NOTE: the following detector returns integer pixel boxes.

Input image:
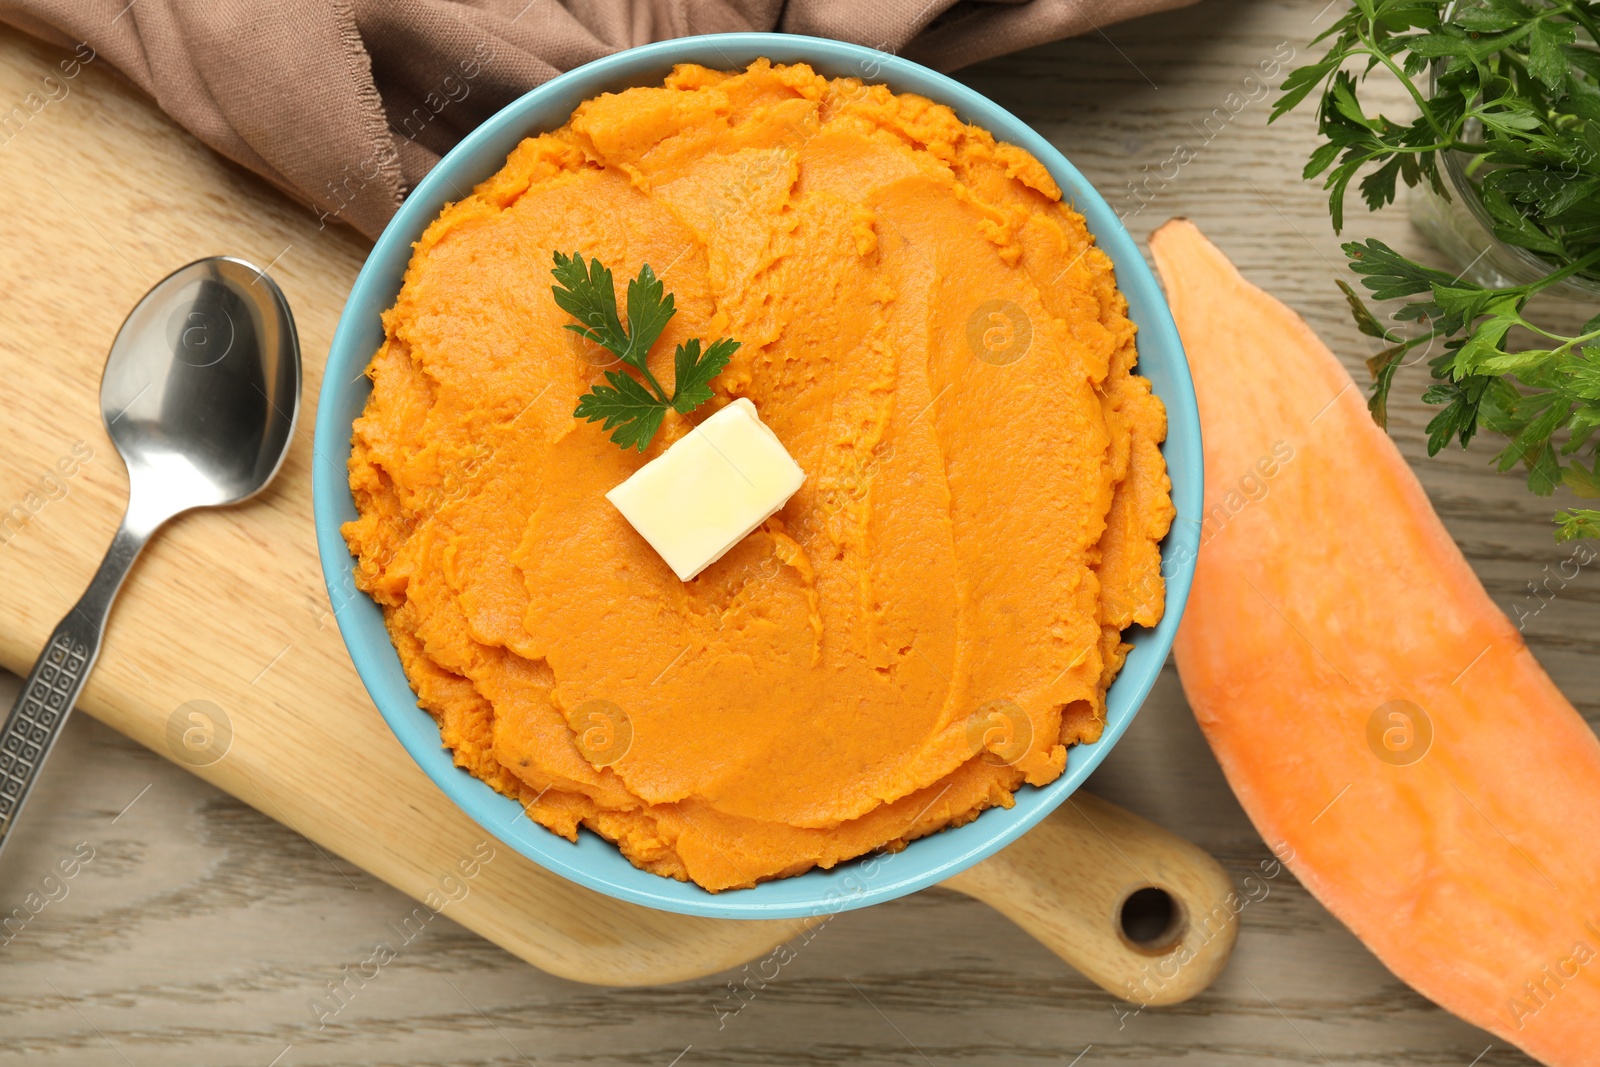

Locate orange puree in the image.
[343,60,1174,891]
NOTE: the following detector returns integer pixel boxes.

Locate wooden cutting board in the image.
[0,28,1236,997]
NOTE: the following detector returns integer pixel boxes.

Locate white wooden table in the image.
[0,0,1591,1062]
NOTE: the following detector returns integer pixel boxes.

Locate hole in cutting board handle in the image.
[1118,886,1185,955]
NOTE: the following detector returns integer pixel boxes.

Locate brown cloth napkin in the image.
[1,0,1193,239]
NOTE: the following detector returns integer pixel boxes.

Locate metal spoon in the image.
[0,256,299,856]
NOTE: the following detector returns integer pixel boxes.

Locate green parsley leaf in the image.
[552,252,677,375]
[574,370,669,452]
[1563,458,1600,498]
[670,337,740,414]
[556,253,739,452]
[1528,18,1576,89]
[1555,508,1600,541]
[1278,0,1600,539]
[1557,348,1600,400]
[623,263,676,368]
[1339,278,1398,341]
[552,252,628,358]
[1451,316,1517,377]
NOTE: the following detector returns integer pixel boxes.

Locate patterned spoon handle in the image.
[0,517,150,857]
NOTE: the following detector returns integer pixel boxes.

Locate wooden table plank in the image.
[1,0,1591,1061]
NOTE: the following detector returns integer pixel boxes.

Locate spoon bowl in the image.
[101,257,299,516]
[0,255,300,857]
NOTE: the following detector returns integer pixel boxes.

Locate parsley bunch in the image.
[554,252,738,451]
[1273,0,1600,540]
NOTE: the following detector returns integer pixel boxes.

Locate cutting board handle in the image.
[942,790,1238,1006]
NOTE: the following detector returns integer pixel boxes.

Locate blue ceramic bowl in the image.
[313,32,1202,920]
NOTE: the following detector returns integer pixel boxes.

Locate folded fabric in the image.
[0,0,1195,238]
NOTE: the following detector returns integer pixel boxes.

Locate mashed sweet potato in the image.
[343,60,1173,892]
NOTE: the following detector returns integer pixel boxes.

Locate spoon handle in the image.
[0,516,151,858]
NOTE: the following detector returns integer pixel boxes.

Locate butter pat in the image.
[607,398,806,581]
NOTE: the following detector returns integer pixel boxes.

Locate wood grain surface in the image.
[0,0,1247,1005]
[0,13,816,991]
[0,0,1592,1062]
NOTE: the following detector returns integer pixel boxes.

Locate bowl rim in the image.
[313,31,1203,920]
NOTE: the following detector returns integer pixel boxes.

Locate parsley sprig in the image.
[1274,0,1600,540]
[554,252,738,451]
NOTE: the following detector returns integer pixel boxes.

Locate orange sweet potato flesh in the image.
[1151,218,1600,1064]
[341,61,1174,892]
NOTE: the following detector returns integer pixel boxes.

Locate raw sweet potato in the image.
[1152,218,1600,1065]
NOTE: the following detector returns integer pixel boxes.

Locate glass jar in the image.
[1410,149,1600,300]
[1410,46,1600,301]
